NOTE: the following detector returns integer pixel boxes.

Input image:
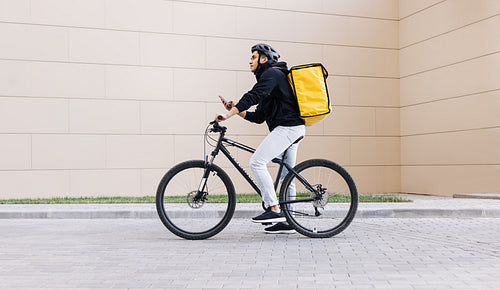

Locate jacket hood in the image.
[254,60,289,80]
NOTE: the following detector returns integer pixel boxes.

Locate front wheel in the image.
[156,160,236,240]
[279,159,358,238]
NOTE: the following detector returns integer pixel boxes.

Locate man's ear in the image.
[260,55,268,63]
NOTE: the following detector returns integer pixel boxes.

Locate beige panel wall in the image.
[0,0,399,198]
[3,1,497,198]
[400,1,500,195]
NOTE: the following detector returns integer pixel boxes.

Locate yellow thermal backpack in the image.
[287,63,331,126]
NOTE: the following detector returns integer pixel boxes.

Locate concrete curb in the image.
[2,195,500,219]
[0,210,156,219]
[1,208,500,219]
[355,208,500,218]
[453,193,500,200]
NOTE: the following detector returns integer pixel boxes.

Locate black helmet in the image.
[251,43,280,61]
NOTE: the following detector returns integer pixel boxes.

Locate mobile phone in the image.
[218,95,232,110]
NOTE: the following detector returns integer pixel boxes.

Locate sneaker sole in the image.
[251,217,286,224]
[265,230,296,234]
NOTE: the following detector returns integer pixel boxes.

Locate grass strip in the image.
[0,196,154,204]
[0,194,410,204]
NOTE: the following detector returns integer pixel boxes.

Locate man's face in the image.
[249,51,267,72]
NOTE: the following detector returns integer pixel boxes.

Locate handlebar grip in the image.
[217,115,223,120]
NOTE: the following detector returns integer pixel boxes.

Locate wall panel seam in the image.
[0,168,159,172]
[0,21,398,50]
[400,51,500,79]
[0,133,402,137]
[398,0,447,21]
[401,164,500,167]
[0,58,400,76]
[334,105,400,109]
[0,95,402,105]
[29,134,33,170]
[401,126,500,138]
[104,135,108,169]
[343,165,402,167]
[399,89,500,109]
[332,74,398,79]
[400,13,500,49]
[161,0,401,21]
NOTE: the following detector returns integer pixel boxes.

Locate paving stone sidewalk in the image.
[0,217,499,289]
[1,194,499,289]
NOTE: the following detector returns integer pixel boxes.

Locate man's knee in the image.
[249,154,266,172]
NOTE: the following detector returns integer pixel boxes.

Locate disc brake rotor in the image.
[310,185,329,208]
[187,191,206,209]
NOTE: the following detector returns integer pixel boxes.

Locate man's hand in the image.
[219,95,234,111]
[224,100,234,110]
[215,107,240,122]
[214,114,226,122]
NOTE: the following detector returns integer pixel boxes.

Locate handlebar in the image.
[209,115,223,125]
[209,119,226,133]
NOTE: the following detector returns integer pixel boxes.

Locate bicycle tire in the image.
[279,159,358,238]
[156,160,236,240]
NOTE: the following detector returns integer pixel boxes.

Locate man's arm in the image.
[221,98,246,119]
[234,71,278,113]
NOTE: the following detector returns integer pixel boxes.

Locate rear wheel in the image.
[279,159,358,238]
[156,160,236,240]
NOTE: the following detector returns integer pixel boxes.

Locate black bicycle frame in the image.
[200,123,317,206]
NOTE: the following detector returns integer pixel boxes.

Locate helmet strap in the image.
[256,52,269,70]
[256,53,262,72]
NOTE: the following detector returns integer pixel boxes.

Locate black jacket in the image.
[235,60,304,132]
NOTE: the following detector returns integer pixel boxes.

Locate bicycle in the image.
[156,121,358,240]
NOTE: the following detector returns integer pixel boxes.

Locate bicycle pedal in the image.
[261,222,272,226]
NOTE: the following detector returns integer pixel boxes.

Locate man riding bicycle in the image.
[215,44,305,234]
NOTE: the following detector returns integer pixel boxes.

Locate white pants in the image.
[249,125,306,208]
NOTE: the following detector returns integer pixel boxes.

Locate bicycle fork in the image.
[194,156,216,202]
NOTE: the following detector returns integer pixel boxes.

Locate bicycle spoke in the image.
[156,160,235,240]
[279,159,358,238]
